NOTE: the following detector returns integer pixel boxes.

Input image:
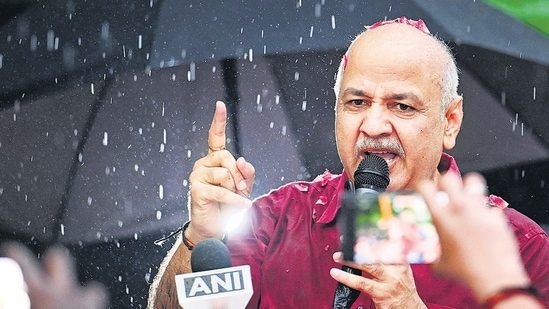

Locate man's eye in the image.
[396,103,412,111]
[350,99,364,106]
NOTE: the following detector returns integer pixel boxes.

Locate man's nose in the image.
[359,105,392,138]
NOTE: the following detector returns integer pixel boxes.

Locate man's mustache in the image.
[355,137,405,158]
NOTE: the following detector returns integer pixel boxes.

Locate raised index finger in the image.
[208,101,228,154]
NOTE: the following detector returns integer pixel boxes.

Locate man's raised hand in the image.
[186,101,255,243]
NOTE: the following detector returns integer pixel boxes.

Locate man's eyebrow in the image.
[341,87,369,97]
[388,92,422,103]
[341,88,422,103]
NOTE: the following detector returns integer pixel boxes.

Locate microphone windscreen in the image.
[190,238,232,272]
[354,154,390,190]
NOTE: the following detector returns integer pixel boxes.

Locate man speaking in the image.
[148,17,549,308]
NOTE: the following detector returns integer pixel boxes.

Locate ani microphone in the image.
[332,154,390,309]
[175,238,253,309]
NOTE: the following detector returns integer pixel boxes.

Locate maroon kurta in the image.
[227,154,549,308]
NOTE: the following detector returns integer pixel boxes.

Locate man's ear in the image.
[443,96,463,150]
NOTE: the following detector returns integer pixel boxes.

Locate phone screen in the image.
[340,191,440,264]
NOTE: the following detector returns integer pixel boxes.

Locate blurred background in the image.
[0,0,548,307]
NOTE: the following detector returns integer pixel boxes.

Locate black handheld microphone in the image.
[332,154,390,309]
[191,238,233,272]
[175,238,253,309]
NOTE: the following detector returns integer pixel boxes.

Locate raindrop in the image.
[163,129,167,144]
[105,166,110,175]
[310,26,314,38]
[501,91,506,106]
[467,25,471,33]
[156,210,162,220]
[249,48,253,62]
[515,113,518,126]
[87,197,93,206]
[0,54,3,69]
[294,72,300,81]
[188,62,196,81]
[14,100,20,113]
[533,87,536,100]
[275,95,280,104]
[159,143,165,152]
[118,220,123,227]
[134,164,139,172]
[0,188,3,196]
[282,125,287,136]
[101,22,109,40]
[171,73,176,81]
[91,83,95,95]
[301,100,307,111]
[78,152,83,162]
[47,30,54,51]
[269,122,274,129]
[118,276,123,282]
[331,15,336,29]
[102,132,108,146]
[138,35,143,49]
[145,273,151,282]
[60,224,65,235]
[158,185,164,200]
[187,150,191,158]
[315,4,321,17]
[183,180,188,187]
[30,34,37,51]
[134,233,138,240]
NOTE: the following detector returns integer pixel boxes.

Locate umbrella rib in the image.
[52,75,114,244]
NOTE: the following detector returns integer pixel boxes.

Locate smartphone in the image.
[339,191,440,264]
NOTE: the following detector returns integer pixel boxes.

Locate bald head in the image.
[334,21,459,114]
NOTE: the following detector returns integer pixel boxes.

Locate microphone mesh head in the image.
[354,154,390,190]
[190,238,232,272]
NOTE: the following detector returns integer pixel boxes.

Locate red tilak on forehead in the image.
[367,16,430,33]
[341,16,430,70]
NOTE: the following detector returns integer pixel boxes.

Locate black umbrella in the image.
[2,1,549,307]
[1,0,549,245]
